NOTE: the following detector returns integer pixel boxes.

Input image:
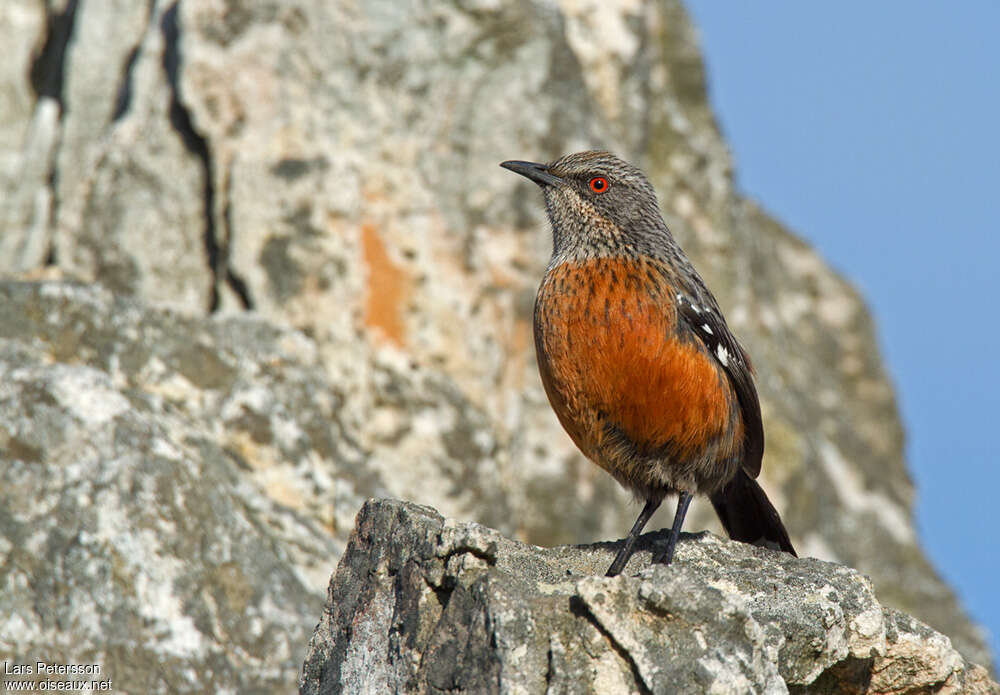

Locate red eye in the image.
[589,177,608,194]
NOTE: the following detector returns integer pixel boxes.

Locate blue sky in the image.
[684,2,1000,659]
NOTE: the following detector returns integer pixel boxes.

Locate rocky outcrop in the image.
[0,0,992,690]
[300,498,998,695]
[0,282,339,692]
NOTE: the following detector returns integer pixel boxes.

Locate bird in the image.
[500,151,796,577]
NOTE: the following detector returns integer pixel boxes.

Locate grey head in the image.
[500,151,674,260]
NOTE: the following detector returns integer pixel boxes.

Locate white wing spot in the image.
[701,324,713,335]
[716,344,730,367]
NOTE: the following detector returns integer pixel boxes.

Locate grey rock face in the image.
[0,0,993,688]
[0,282,340,692]
[301,498,998,695]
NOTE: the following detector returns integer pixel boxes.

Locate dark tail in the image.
[710,469,797,556]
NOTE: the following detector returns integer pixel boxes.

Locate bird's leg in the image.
[651,492,693,566]
[605,498,662,577]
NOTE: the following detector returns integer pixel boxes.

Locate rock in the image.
[300,498,998,695]
[0,0,993,684]
[0,0,62,271]
[0,282,340,692]
[54,0,213,310]
[0,279,524,692]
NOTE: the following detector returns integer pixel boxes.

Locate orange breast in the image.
[535,257,733,465]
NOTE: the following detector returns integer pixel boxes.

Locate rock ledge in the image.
[300,498,997,695]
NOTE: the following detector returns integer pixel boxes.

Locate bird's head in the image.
[501,151,667,259]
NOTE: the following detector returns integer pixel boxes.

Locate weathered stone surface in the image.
[0,0,61,271]
[300,498,998,695]
[0,0,993,686]
[55,0,213,310]
[0,282,340,692]
[0,279,511,548]
[0,279,525,691]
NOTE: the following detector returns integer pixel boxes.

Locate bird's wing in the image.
[674,282,764,478]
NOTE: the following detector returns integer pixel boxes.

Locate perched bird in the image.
[501,151,796,576]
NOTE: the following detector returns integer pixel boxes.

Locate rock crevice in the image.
[160,1,252,312]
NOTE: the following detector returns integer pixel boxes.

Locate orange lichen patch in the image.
[535,257,732,463]
[361,222,409,346]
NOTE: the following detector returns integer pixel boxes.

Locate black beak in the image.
[500,160,564,187]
